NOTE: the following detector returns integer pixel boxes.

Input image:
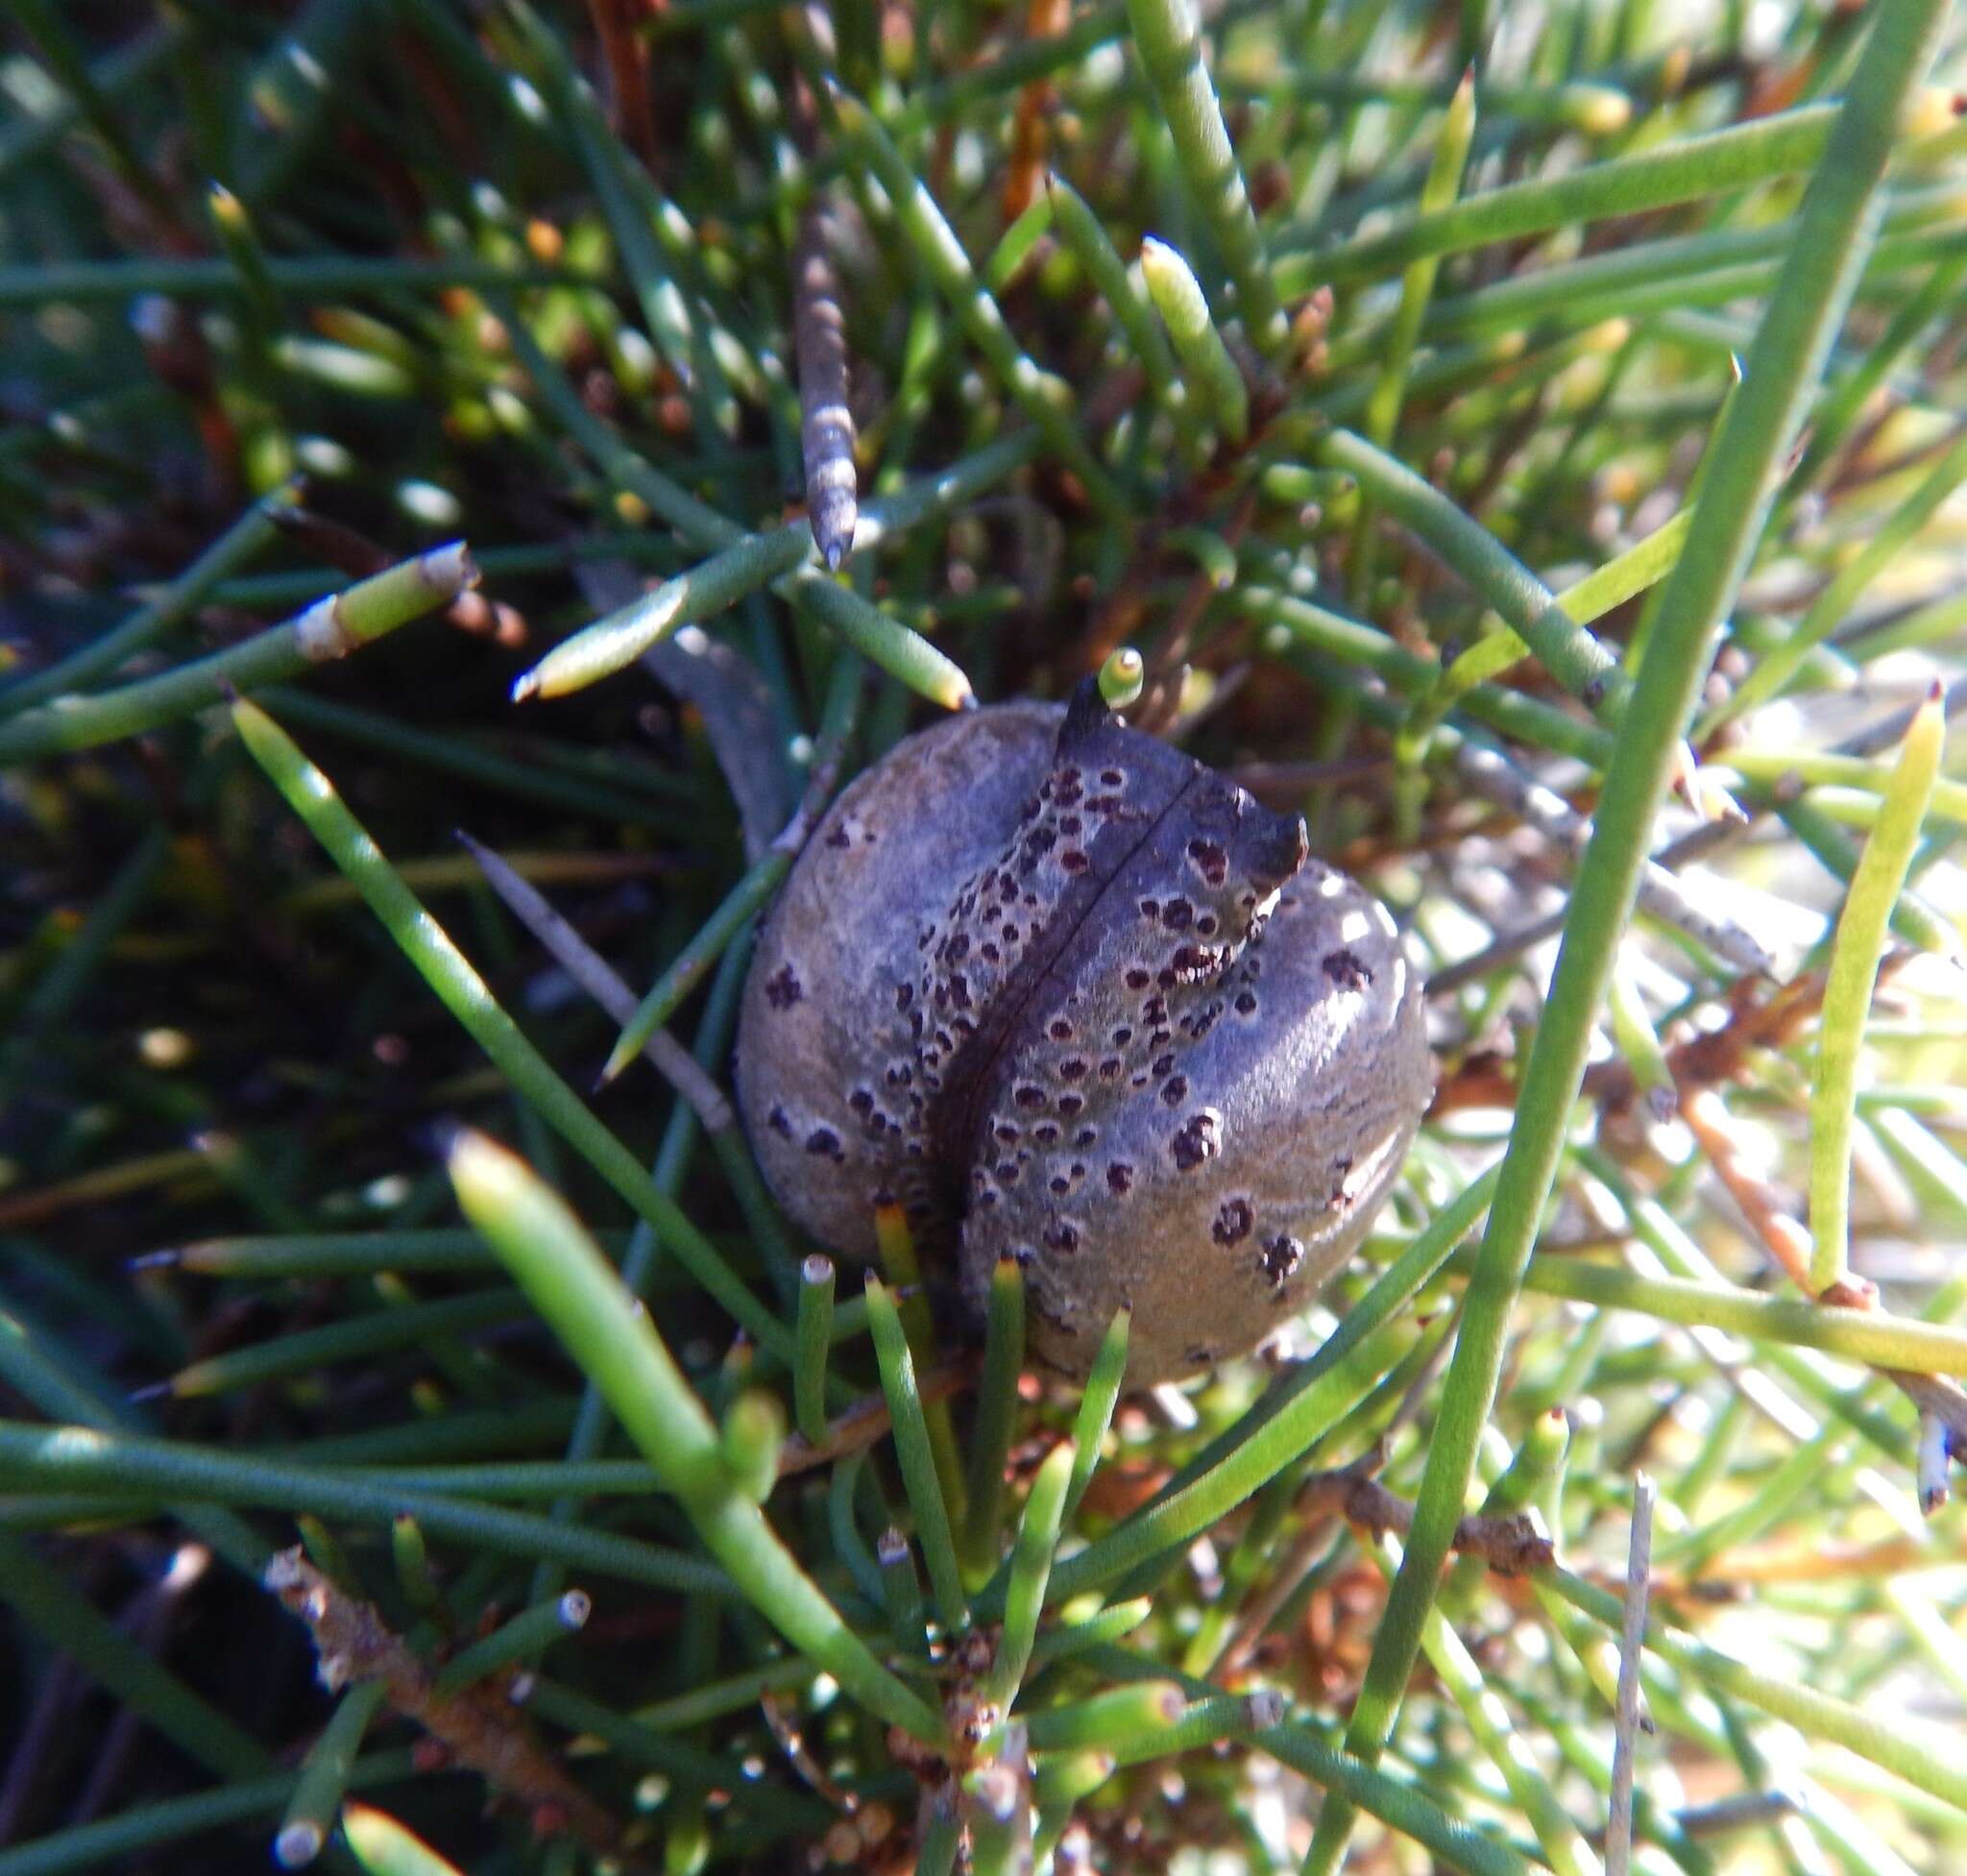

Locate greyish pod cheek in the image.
[735,703,1061,1261]
[961,865,1430,1382]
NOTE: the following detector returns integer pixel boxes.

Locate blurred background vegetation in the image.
[3,0,1967,1872]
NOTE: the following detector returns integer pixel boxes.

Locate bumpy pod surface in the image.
[736,690,1431,1382]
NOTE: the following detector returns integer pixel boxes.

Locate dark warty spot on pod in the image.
[1323,947,1372,989]
[1170,1110,1218,1170]
[1212,1198,1254,1245]
[1260,1235,1303,1288]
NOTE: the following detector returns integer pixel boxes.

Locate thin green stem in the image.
[1122,0,1285,353]
[0,1531,271,1782]
[962,1254,1028,1583]
[0,1420,728,1592]
[1315,427,1630,719]
[828,86,1125,513]
[0,256,574,306]
[431,1590,591,1693]
[1044,174,1184,419]
[864,1275,969,1638]
[445,1129,943,1741]
[1352,68,1477,603]
[1809,687,1945,1290]
[276,1681,385,1868]
[0,544,475,766]
[0,481,301,716]
[1275,105,1839,287]
[794,1255,837,1448]
[1304,7,1954,1865]
[228,697,789,1355]
[160,1290,522,1399]
[1141,236,1250,445]
[0,1752,417,1876]
[985,1439,1075,1709]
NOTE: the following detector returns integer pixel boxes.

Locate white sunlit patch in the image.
[162,1544,212,1592]
[1084,42,1127,90]
[46,1425,111,1459]
[280,40,328,92]
[1339,909,1372,944]
[137,1027,193,1069]
[294,435,354,477]
[673,624,711,657]
[507,74,548,124]
[397,479,461,527]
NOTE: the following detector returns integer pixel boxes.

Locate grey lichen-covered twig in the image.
[1453,741,1774,977]
[455,831,735,1135]
[793,194,860,571]
[1606,1475,1656,1876]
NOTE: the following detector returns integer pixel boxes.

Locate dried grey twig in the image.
[456,831,735,1134]
[1607,1474,1656,1876]
[1452,741,1774,976]
[793,195,859,571]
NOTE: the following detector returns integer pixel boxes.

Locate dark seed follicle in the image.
[735,688,1431,1383]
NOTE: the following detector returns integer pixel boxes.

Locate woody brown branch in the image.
[1294,1465,1553,1575]
[263,1548,626,1859]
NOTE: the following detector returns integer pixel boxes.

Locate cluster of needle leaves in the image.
[4,0,1967,1873]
